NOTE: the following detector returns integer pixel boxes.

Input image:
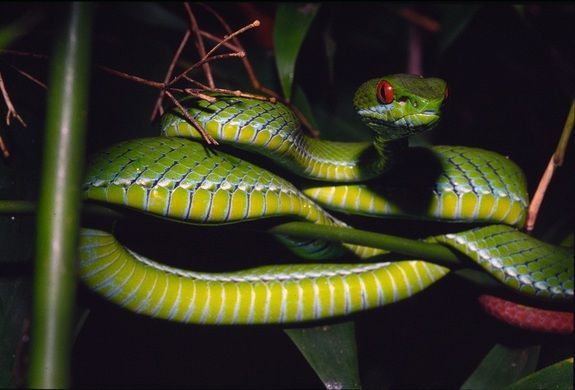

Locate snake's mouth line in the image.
[391,113,440,129]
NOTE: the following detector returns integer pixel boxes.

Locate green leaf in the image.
[284,321,361,389]
[507,357,573,389]
[461,344,540,389]
[292,84,319,131]
[274,3,320,100]
[438,5,481,54]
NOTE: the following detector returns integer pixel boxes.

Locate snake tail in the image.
[478,295,573,334]
[79,228,449,325]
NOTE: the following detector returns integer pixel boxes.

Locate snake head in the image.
[353,74,448,140]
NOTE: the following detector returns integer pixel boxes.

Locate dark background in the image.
[1,3,573,388]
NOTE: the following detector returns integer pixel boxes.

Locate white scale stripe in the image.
[312,280,320,320]
[199,282,212,324]
[408,261,425,290]
[106,260,138,299]
[279,282,288,322]
[81,243,120,265]
[120,268,148,306]
[358,276,368,309]
[296,283,304,321]
[83,248,123,278]
[92,251,129,290]
[397,265,412,297]
[150,274,170,317]
[372,271,385,306]
[263,283,272,323]
[339,186,349,209]
[385,267,398,302]
[182,279,197,322]
[342,276,351,314]
[246,283,256,324]
[135,272,159,314]
[327,278,335,317]
[231,283,242,324]
[167,277,183,320]
[215,283,227,325]
[326,186,336,205]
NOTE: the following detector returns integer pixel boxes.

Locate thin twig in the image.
[200,3,262,90]
[397,7,440,33]
[151,29,191,121]
[0,49,49,60]
[97,65,165,88]
[185,3,215,88]
[0,136,10,158]
[2,60,47,89]
[526,99,574,232]
[168,20,259,87]
[164,89,218,145]
[0,71,27,127]
[198,4,320,137]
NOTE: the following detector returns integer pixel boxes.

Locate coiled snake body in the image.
[80,74,573,332]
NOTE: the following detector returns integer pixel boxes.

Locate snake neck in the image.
[371,135,408,174]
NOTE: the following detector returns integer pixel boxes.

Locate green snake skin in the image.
[79,74,572,326]
[79,229,448,325]
[430,225,573,300]
[83,137,384,260]
[303,145,528,227]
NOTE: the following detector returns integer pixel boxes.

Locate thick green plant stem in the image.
[269,221,462,266]
[27,3,92,388]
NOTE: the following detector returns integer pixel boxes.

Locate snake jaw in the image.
[354,74,446,141]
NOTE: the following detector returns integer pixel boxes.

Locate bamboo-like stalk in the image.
[27,3,92,388]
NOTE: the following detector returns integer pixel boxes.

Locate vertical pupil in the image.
[377,80,394,104]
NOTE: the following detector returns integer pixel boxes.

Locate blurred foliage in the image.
[0,2,573,388]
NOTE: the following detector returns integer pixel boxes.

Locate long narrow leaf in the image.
[460,344,540,389]
[285,321,361,389]
[507,357,573,389]
[27,3,92,388]
[274,3,319,100]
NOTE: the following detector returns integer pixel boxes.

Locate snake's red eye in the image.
[444,86,449,99]
[376,80,394,104]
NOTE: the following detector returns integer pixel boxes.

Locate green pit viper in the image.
[79,74,573,333]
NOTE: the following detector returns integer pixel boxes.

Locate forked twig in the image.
[199,3,320,137]
[151,29,191,121]
[185,2,215,88]
[526,99,574,232]
[164,89,218,145]
[1,70,29,158]
[0,72,27,127]
[167,20,259,87]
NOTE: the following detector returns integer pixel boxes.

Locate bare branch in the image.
[185,3,215,88]
[526,99,574,232]
[151,29,191,121]
[164,89,218,145]
[168,20,259,87]
[200,3,262,90]
[0,72,27,127]
[0,136,10,158]
[2,61,47,89]
[397,7,440,33]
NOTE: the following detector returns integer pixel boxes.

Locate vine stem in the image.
[268,222,462,267]
[27,3,92,387]
[0,200,461,267]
